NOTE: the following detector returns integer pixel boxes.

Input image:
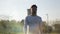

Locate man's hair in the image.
[31,4,37,8]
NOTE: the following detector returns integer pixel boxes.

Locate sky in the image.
[0,0,60,21]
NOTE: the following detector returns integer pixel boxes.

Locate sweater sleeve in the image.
[24,17,29,34]
[39,17,43,34]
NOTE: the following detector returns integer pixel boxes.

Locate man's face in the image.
[31,7,37,14]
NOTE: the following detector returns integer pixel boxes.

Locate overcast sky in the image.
[0,0,60,21]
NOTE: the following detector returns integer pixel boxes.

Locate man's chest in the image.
[28,17,40,24]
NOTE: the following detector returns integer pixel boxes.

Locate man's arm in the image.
[24,17,28,34]
[39,18,43,34]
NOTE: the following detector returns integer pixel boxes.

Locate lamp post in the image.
[46,14,49,34]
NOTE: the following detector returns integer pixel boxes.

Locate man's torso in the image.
[26,15,42,32]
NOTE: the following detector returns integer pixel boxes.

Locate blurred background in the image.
[0,0,60,34]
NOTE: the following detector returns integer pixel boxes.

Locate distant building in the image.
[27,9,31,15]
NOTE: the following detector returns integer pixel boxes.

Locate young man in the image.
[24,5,42,34]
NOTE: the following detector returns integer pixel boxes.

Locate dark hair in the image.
[31,4,37,8]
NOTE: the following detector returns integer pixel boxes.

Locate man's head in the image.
[30,4,37,16]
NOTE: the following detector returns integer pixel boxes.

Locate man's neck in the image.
[31,14,37,16]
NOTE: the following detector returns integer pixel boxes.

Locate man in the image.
[24,5,43,34]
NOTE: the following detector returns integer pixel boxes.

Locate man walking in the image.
[24,4,43,34]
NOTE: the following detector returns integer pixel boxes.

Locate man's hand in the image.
[39,23,43,34]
